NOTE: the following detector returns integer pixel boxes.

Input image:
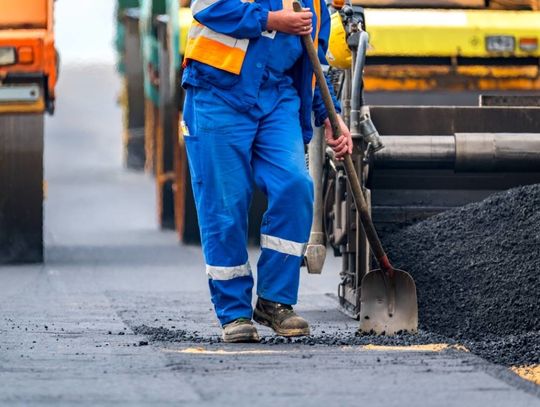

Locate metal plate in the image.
[370,106,540,135]
[0,47,15,65]
[486,35,515,53]
[0,85,40,103]
[479,95,540,107]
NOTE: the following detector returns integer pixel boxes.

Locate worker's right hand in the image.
[266,9,313,35]
[323,115,353,160]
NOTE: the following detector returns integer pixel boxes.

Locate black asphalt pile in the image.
[382,184,540,365]
[463,332,540,367]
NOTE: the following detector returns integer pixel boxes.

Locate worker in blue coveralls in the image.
[181,0,352,342]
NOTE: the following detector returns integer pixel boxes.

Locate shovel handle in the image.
[293,1,393,274]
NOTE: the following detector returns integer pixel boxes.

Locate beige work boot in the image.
[222,318,260,343]
[253,298,310,337]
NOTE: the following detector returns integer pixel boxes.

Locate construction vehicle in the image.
[0,0,57,264]
[119,0,188,232]
[349,0,540,91]
[154,2,201,241]
[304,1,540,321]
[115,0,141,78]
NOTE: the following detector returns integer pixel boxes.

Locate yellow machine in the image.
[178,7,192,55]
[329,0,540,90]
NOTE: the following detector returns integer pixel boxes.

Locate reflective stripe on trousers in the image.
[183,85,314,326]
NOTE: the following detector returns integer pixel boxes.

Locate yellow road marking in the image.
[164,347,290,355]
[510,365,540,385]
[361,344,468,352]
[163,343,471,355]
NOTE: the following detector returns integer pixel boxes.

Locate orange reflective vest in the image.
[184,0,322,78]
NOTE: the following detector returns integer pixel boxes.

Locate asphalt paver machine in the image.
[305,0,540,327]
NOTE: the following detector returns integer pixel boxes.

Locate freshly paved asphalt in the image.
[0,65,538,406]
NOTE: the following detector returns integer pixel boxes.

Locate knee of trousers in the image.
[262,170,314,244]
[270,170,314,217]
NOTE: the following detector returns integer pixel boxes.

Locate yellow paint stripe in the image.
[362,343,468,352]
[510,365,540,385]
[164,347,290,355]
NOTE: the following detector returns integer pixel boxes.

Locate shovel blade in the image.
[358,268,418,335]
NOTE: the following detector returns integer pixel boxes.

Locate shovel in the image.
[293,1,418,335]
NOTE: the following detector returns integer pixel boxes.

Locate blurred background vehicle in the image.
[116,0,265,245]
[0,0,57,263]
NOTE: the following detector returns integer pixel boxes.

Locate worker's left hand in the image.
[323,115,353,160]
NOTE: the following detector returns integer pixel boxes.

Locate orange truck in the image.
[0,0,57,264]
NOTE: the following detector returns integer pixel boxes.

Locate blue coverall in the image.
[182,0,339,325]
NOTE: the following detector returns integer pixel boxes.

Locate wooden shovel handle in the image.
[293,1,393,274]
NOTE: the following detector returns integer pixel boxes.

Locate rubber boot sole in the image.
[253,309,310,337]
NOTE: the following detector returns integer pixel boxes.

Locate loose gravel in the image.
[133,324,452,347]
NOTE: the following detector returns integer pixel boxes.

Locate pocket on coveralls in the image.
[181,121,202,184]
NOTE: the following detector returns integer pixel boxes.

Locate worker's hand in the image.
[266,9,313,35]
[323,115,353,160]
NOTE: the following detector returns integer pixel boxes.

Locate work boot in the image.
[222,318,260,343]
[254,298,310,337]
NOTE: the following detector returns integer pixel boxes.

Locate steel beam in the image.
[375,133,540,171]
[370,106,540,135]
[367,105,540,228]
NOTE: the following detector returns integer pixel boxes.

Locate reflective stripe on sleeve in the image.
[184,22,249,74]
[206,262,252,280]
[261,234,307,257]
[188,23,248,50]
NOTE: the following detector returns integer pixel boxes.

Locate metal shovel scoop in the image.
[294,1,418,334]
[359,267,418,335]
